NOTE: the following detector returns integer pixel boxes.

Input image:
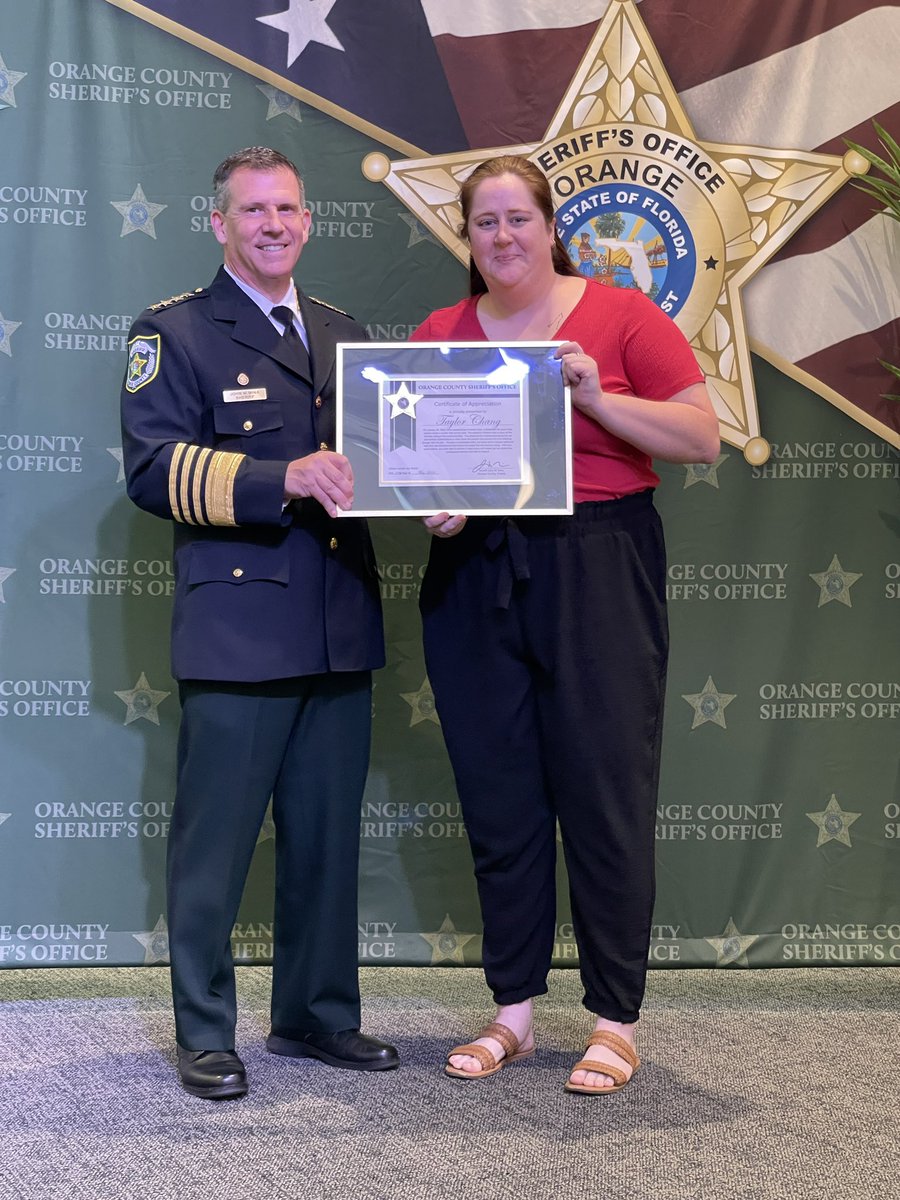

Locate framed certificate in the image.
[335,342,573,517]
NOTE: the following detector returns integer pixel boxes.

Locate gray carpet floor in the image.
[0,965,898,1200]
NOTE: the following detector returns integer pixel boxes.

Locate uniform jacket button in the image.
[243,420,253,431]
[314,396,323,409]
[232,567,244,578]
[329,537,338,551]
[319,441,329,451]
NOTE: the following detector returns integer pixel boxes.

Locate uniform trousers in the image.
[420,492,667,1023]
[168,671,372,1050]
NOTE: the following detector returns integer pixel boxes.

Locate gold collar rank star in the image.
[363,0,859,463]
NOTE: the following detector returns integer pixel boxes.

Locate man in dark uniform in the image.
[120,146,397,1099]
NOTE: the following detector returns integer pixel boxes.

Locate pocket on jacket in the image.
[186,539,290,587]
[213,400,284,438]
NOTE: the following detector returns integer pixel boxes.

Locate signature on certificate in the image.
[471,458,509,476]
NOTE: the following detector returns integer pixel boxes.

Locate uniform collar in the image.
[223,265,302,326]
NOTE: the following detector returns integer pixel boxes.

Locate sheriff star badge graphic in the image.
[420,915,477,964]
[133,914,170,964]
[809,555,862,608]
[363,0,861,463]
[806,794,861,848]
[705,917,759,967]
[115,672,171,725]
[0,51,26,109]
[111,183,167,238]
[682,676,736,730]
[0,566,16,602]
[400,677,440,727]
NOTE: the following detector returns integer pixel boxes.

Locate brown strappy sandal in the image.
[564,1029,640,1095]
[445,1020,535,1079]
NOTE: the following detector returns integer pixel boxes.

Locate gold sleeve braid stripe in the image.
[167,443,245,526]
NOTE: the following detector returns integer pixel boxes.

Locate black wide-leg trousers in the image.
[420,493,667,1023]
[167,671,372,1050]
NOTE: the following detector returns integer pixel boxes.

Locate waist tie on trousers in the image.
[484,518,530,609]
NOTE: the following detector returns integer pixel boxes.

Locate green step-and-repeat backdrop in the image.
[0,0,897,973]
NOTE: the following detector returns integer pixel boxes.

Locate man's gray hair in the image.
[212,147,305,212]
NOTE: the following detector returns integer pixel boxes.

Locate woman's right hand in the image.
[422,512,467,538]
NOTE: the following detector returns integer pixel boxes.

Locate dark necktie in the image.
[270,304,311,378]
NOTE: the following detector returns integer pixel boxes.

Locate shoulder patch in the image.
[308,295,351,318]
[125,333,161,393]
[148,287,206,312]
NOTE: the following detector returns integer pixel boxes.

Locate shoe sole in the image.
[179,1079,248,1100]
[266,1035,399,1071]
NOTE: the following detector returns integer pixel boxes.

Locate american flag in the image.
[107,0,900,443]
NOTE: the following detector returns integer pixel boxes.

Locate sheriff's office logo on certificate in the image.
[363,0,863,462]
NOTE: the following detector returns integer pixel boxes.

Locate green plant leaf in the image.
[873,120,900,166]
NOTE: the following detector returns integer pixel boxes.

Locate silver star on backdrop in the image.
[133,915,170,964]
[0,312,22,357]
[256,804,276,845]
[107,447,125,483]
[398,212,439,249]
[806,794,862,848]
[705,917,759,967]
[0,813,10,831]
[400,678,440,727]
[0,566,15,602]
[115,672,171,726]
[257,0,344,67]
[0,52,26,109]
[110,184,167,238]
[257,84,304,123]
[809,555,862,608]
[682,676,736,729]
[420,915,477,965]
[683,453,729,489]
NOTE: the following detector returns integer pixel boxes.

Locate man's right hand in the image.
[284,451,354,518]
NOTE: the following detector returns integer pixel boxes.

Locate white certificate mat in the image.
[336,342,573,517]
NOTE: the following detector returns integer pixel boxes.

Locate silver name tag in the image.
[222,387,268,403]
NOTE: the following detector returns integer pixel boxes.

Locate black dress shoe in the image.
[266,1028,399,1071]
[176,1046,248,1099]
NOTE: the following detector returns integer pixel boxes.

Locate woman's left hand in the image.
[422,512,467,538]
[555,341,603,414]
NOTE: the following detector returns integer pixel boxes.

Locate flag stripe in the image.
[771,101,900,264]
[638,0,888,92]
[676,8,900,154]
[744,213,899,362]
[432,27,599,150]
[795,323,900,434]
[421,0,615,38]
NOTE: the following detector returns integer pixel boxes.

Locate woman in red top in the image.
[413,155,719,1094]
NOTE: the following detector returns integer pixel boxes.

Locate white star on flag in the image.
[257,0,345,67]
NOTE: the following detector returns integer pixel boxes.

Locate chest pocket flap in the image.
[187,539,289,587]
[213,400,284,437]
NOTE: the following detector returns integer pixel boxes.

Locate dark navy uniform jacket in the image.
[120,266,384,682]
